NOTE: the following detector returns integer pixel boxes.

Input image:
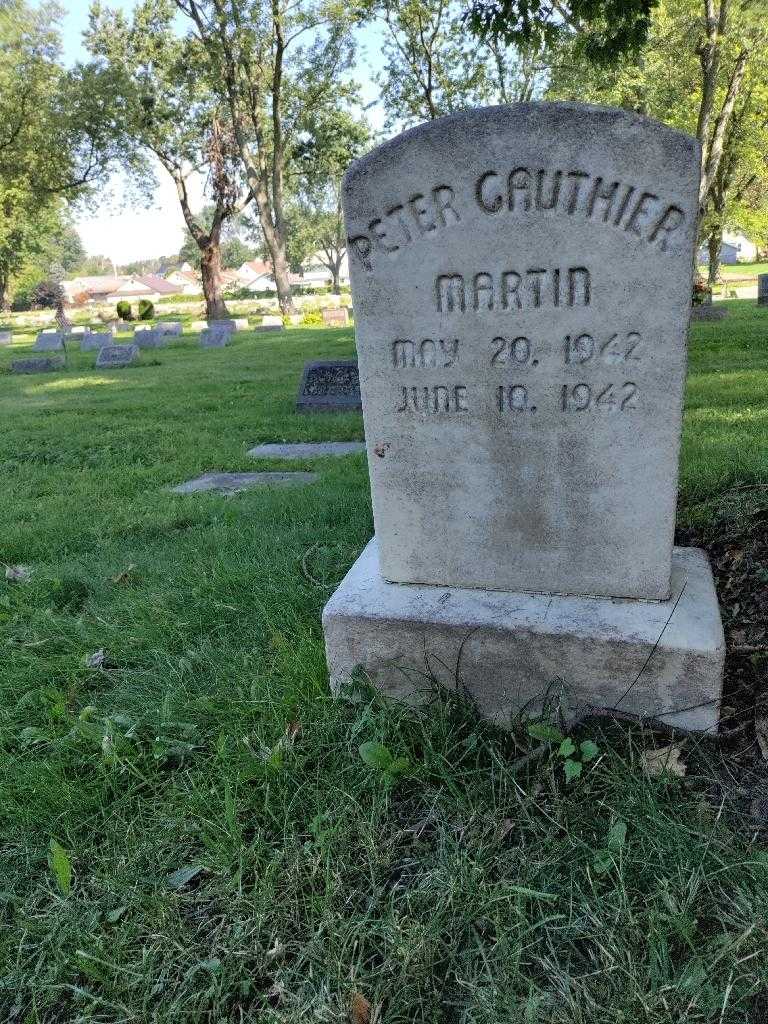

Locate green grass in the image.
[1,313,767,1021]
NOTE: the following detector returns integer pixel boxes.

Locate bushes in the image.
[116,300,133,321]
[138,299,154,320]
[300,310,324,327]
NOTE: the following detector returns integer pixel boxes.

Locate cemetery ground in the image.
[0,307,767,1021]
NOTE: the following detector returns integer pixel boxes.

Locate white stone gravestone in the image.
[323,103,724,732]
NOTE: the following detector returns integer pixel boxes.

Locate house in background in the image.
[62,276,123,305]
[235,259,276,292]
[106,275,178,303]
[698,230,759,265]
[164,265,202,295]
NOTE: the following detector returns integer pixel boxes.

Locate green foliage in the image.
[358,740,411,784]
[466,0,657,65]
[116,300,133,321]
[30,280,64,310]
[138,299,154,320]
[526,719,601,783]
[48,840,72,896]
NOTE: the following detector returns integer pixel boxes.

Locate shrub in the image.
[116,300,133,321]
[300,310,324,327]
[692,280,711,306]
[138,299,154,320]
[31,280,64,310]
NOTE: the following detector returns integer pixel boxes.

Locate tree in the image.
[178,206,256,269]
[465,0,658,66]
[0,1,121,308]
[172,0,359,314]
[547,0,768,259]
[87,0,253,320]
[373,0,546,129]
[291,108,370,292]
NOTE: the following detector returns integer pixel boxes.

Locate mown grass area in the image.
[1,312,768,1021]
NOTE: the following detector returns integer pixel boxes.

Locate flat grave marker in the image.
[256,315,283,332]
[11,356,65,374]
[95,344,139,369]
[296,360,361,412]
[323,102,724,732]
[322,307,350,327]
[172,471,318,494]
[248,441,366,459]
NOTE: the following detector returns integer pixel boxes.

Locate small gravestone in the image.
[81,332,113,352]
[256,315,284,332]
[296,360,361,412]
[691,305,728,321]
[248,441,366,459]
[758,274,768,306]
[0,329,11,345]
[135,328,167,349]
[69,326,86,336]
[322,307,349,327]
[116,321,135,333]
[95,344,139,369]
[159,321,183,336]
[11,356,65,374]
[233,318,249,331]
[172,471,317,494]
[323,102,724,732]
[200,326,232,348]
[191,319,208,332]
[33,332,64,352]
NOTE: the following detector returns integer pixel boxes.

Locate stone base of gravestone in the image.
[296,360,361,412]
[324,541,724,733]
[11,356,65,374]
[691,306,728,321]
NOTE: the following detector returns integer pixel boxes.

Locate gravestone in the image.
[256,315,283,332]
[248,441,366,459]
[95,344,139,369]
[172,471,317,494]
[135,328,167,349]
[296,360,361,412]
[200,326,232,348]
[233,318,249,331]
[11,356,65,374]
[81,331,113,352]
[116,321,135,333]
[190,319,208,332]
[323,102,724,732]
[322,307,350,327]
[70,325,86,335]
[159,321,183,336]
[758,274,768,306]
[691,305,728,321]
[33,332,64,352]
[0,329,11,345]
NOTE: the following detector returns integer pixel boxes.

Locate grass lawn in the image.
[1,309,768,1021]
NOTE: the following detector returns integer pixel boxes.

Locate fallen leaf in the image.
[755,712,768,761]
[284,721,301,743]
[641,743,687,778]
[165,864,206,890]
[85,649,106,669]
[5,565,31,583]
[350,991,371,1024]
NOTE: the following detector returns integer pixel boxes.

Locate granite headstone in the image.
[95,344,139,368]
[296,360,361,412]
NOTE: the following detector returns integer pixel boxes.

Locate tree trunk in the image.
[707,225,723,286]
[331,261,341,294]
[200,243,229,321]
[0,273,8,313]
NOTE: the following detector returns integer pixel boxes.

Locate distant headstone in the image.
[200,327,232,348]
[70,326,86,335]
[0,329,11,345]
[691,305,728,321]
[116,321,135,333]
[296,360,361,412]
[256,315,283,332]
[323,102,725,733]
[95,344,139,368]
[209,318,237,333]
[233,318,249,331]
[81,332,113,352]
[190,320,208,332]
[33,332,64,352]
[159,321,183,336]
[248,441,366,459]
[135,328,167,348]
[11,356,65,374]
[322,307,349,327]
[758,274,768,305]
[171,471,318,494]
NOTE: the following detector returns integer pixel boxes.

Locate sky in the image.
[55,0,384,266]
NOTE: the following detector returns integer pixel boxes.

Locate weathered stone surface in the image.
[322,307,350,327]
[159,321,183,335]
[116,320,134,332]
[342,103,700,600]
[758,274,768,305]
[0,329,11,345]
[81,332,113,352]
[200,327,232,347]
[33,332,64,352]
[256,315,284,332]
[248,441,366,459]
[296,360,361,412]
[11,356,65,374]
[70,326,86,335]
[172,471,318,494]
[95,344,139,368]
[135,328,167,348]
[233,318,249,331]
[691,305,728,321]
[190,319,208,332]
[324,540,725,732]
